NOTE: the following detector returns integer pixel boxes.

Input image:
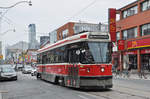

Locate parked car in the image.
[22,66,33,74]
[0,64,17,81]
[31,68,37,76]
[16,64,23,71]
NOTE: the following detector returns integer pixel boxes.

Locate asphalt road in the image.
[0,72,150,99]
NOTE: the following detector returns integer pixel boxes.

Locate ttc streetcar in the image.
[37,32,113,89]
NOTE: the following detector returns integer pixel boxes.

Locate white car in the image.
[0,64,17,81]
[22,66,33,74]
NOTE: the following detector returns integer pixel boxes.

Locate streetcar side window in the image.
[38,46,68,64]
[68,49,80,63]
[42,52,47,64]
[37,53,43,64]
[50,51,55,63]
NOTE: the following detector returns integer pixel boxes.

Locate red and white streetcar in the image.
[36,32,113,89]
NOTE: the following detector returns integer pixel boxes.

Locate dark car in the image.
[0,64,17,81]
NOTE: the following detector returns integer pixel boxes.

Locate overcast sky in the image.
[0,0,135,53]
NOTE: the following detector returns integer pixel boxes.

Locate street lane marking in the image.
[78,95,89,99]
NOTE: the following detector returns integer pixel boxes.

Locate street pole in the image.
[0,0,32,34]
[0,1,32,9]
[0,1,32,64]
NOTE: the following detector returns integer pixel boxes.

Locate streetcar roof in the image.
[38,32,110,53]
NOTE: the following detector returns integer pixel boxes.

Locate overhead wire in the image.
[68,0,99,21]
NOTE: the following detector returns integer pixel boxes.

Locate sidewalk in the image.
[114,71,150,80]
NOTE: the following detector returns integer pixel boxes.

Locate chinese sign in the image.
[109,8,116,42]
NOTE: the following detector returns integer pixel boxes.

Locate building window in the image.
[128,27,137,39]
[59,32,61,40]
[141,0,150,11]
[123,30,127,40]
[116,32,120,41]
[141,23,150,36]
[123,27,137,40]
[73,23,104,34]
[50,30,57,44]
[123,6,138,18]
[62,29,68,39]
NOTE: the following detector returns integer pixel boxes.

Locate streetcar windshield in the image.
[80,42,111,64]
[88,42,111,63]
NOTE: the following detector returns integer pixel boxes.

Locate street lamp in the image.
[0,1,32,9]
[0,0,32,33]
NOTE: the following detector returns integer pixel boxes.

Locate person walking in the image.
[124,60,132,78]
[139,63,147,79]
[113,60,120,78]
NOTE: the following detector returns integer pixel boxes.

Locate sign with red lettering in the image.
[141,49,150,54]
[109,8,116,42]
[118,40,125,50]
[127,38,150,49]
[124,50,137,55]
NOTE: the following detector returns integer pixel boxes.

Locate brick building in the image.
[115,0,150,72]
[49,22,108,44]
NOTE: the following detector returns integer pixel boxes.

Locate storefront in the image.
[123,50,137,69]
[140,49,150,71]
[126,38,150,72]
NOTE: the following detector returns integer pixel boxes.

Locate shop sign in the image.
[118,40,125,50]
[127,38,150,49]
[141,49,150,54]
[108,8,116,42]
[124,50,137,55]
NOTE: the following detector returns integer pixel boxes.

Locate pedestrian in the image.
[139,63,147,79]
[124,60,132,78]
[113,60,120,77]
[128,61,132,72]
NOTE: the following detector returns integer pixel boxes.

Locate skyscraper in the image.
[28,24,37,49]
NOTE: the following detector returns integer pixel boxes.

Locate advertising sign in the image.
[141,49,150,54]
[118,40,125,51]
[127,38,150,49]
[124,50,137,55]
[109,8,116,42]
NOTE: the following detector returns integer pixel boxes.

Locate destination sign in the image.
[89,35,109,39]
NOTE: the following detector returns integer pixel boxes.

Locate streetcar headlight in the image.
[101,68,105,72]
